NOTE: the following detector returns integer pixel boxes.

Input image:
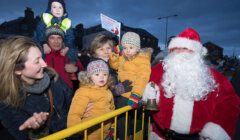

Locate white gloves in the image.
[142,82,160,104]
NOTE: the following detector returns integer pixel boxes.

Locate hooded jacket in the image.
[109,48,152,98]
[67,85,115,140]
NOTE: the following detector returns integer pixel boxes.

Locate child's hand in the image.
[82,102,94,119]
[122,80,133,93]
[127,92,141,109]
[65,64,78,73]
[60,47,69,56]
[113,80,133,96]
[43,44,51,54]
[113,45,123,55]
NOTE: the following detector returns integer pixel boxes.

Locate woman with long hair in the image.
[0,36,72,139]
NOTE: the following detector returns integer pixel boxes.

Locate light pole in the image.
[158,14,178,49]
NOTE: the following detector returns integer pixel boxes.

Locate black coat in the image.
[0,71,73,140]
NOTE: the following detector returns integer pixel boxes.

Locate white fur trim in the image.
[142,82,160,104]
[150,132,164,140]
[199,122,230,140]
[168,37,204,54]
[170,95,194,133]
[201,46,208,56]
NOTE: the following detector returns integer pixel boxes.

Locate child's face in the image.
[95,44,112,62]
[51,2,64,18]
[123,45,139,58]
[91,72,109,87]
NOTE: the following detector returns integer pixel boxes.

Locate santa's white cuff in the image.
[199,122,230,140]
[142,82,160,103]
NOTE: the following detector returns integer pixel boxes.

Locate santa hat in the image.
[45,25,65,39]
[168,28,207,55]
[47,0,66,14]
[121,32,141,49]
[87,60,109,76]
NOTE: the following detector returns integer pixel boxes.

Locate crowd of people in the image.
[0,0,239,140]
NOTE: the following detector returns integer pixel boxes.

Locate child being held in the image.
[109,31,152,108]
[34,0,78,65]
[67,59,115,140]
[109,32,152,139]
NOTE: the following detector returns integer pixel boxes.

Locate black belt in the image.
[158,127,199,140]
[152,118,199,140]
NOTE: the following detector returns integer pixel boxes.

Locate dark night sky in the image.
[0,0,240,56]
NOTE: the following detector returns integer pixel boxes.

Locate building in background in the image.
[0,7,159,55]
[1,7,230,60]
[204,41,224,61]
[0,7,38,38]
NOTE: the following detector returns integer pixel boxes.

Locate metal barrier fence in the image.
[40,106,150,140]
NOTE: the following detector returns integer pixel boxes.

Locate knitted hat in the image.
[87,60,109,76]
[47,0,66,14]
[168,28,207,55]
[45,25,65,39]
[121,32,141,49]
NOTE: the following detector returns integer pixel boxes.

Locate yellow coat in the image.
[67,85,115,140]
[109,49,152,98]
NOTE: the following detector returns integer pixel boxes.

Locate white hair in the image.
[162,52,218,101]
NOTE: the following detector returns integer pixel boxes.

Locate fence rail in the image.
[40,106,147,140]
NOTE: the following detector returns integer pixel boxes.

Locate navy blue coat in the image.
[34,13,78,63]
[0,71,73,140]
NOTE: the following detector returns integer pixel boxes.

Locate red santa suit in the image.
[149,63,239,140]
[147,28,240,140]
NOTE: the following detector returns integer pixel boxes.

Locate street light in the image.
[158,14,178,49]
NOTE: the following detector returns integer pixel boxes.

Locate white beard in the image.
[162,52,217,101]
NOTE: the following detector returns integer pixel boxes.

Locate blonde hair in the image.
[89,34,113,57]
[78,71,114,88]
[0,36,40,108]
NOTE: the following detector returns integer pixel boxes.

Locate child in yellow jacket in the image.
[109,32,152,139]
[109,31,152,108]
[67,59,115,140]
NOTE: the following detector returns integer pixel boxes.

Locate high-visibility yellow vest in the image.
[42,13,71,32]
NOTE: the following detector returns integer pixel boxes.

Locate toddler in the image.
[67,59,115,140]
[34,0,78,64]
[109,32,152,139]
[109,31,152,108]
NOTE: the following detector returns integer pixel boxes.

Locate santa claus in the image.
[143,28,240,140]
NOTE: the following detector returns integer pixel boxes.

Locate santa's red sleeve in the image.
[200,69,240,140]
[150,63,163,85]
